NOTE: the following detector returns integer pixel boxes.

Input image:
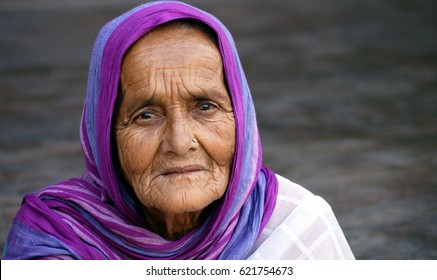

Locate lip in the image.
[160,165,206,176]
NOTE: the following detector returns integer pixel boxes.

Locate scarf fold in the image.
[3,1,278,260]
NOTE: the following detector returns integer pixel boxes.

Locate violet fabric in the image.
[3,1,278,260]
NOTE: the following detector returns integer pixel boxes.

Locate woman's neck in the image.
[142,207,205,240]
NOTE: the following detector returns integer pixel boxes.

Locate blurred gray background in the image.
[1,0,436,259]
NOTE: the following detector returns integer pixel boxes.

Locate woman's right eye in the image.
[139,111,153,120]
[133,106,163,125]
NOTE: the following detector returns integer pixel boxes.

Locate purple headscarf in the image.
[3,1,278,260]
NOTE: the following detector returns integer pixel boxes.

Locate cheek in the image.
[201,115,236,167]
[115,128,157,180]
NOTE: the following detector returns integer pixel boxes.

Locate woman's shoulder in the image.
[268,174,332,230]
[247,173,355,259]
[275,173,315,201]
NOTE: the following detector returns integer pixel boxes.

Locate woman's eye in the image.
[199,102,215,111]
[139,111,153,120]
[134,108,162,125]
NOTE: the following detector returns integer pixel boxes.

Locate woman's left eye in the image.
[199,102,215,111]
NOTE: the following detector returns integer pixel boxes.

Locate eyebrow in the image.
[130,99,155,113]
[191,86,230,103]
[118,89,155,118]
[121,85,231,116]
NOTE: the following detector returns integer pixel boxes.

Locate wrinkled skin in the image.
[114,25,236,240]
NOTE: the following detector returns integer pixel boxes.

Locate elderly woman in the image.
[3,1,354,260]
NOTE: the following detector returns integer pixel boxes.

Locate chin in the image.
[151,187,226,215]
[156,195,218,214]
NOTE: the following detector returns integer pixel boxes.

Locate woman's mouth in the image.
[161,165,206,177]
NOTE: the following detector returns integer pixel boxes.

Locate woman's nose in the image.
[161,118,197,156]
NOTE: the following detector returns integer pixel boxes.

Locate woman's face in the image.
[114,25,235,216]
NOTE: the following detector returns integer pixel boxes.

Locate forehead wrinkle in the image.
[131,26,217,51]
[190,63,228,100]
[126,31,221,66]
[122,27,222,76]
[120,25,228,108]
[124,60,220,86]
